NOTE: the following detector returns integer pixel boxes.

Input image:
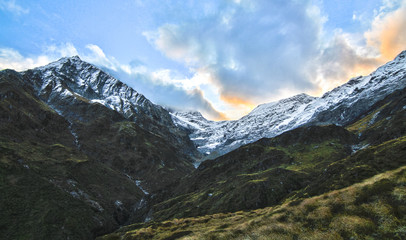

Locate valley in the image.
[0,51,405,239]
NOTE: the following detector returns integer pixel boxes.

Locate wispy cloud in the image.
[0,0,29,15]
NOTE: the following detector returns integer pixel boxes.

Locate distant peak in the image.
[188,111,204,117]
[281,93,315,103]
[394,50,406,60]
[70,55,81,60]
[54,55,83,65]
[291,93,313,99]
[176,111,205,118]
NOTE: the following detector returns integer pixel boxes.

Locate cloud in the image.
[314,33,382,94]
[142,0,406,117]
[0,0,29,15]
[83,44,121,71]
[144,0,324,106]
[0,48,50,71]
[46,42,79,58]
[0,43,79,71]
[170,88,227,120]
[365,0,406,60]
[313,0,406,94]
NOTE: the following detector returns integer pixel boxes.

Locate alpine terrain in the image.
[171,51,406,157]
[0,51,405,240]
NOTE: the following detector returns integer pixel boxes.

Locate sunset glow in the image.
[1,0,405,120]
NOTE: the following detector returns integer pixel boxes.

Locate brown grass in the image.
[99,166,406,240]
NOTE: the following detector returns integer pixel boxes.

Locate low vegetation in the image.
[99,166,406,239]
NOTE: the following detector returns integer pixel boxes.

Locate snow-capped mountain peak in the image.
[30,56,151,120]
[171,50,406,156]
[20,56,200,160]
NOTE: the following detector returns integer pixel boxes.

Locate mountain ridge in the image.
[20,55,201,160]
[0,56,200,238]
[171,50,406,157]
[1,51,406,240]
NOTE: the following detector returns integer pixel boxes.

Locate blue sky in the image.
[1,0,405,120]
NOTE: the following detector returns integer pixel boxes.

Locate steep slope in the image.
[346,86,406,146]
[99,165,406,240]
[98,81,406,238]
[149,85,406,221]
[0,70,144,238]
[12,56,199,191]
[150,125,356,220]
[173,50,406,156]
[22,56,199,160]
[0,60,196,239]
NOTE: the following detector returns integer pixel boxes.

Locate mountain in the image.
[1,51,406,240]
[100,165,406,240]
[150,85,406,221]
[104,75,406,239]
[22,56,199,160]
[172,50,406,156]
[0,57,199,239]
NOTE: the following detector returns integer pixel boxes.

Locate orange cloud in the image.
[314,33,383,96]
[212,112,229,121]
[347,60,384,81]
[218,94,256,119]
[315,2,406,98]
[366,3,406,61]
[220,95,255,109]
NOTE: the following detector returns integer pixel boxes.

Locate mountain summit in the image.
[22,56,200,159]
[0,56,199,238]
[1,51,406,240]
[172,51,406,156]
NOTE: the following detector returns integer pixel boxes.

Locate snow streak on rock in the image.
[172,51,406,156]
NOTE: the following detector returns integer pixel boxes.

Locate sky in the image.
[0,0,405,120]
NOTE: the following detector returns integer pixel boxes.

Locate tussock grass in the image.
[100,166,406,240]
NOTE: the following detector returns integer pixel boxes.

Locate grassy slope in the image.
[0,70,152,239]
[346,87,406,145]
[99,164,406,240]
[150,125,357,220]
[1,70,405,239]
[147,87,406,222]
[99,87,406,239]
